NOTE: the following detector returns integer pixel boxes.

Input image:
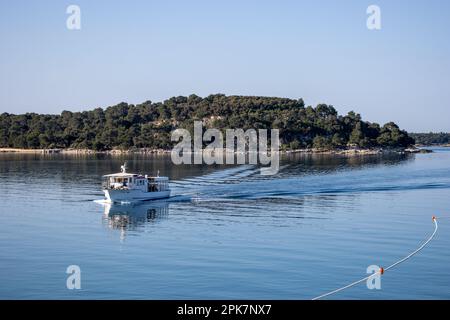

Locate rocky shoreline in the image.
[0,148,171,155]
[286,147,432,155]
[0,147,434,155]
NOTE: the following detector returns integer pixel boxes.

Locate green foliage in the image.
[331,133,345,148]
[376,122,415,147]
[410,132,450,145]
[313,136,332,150]
[0,95,414,150]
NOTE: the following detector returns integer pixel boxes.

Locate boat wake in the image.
[170,162,450,202]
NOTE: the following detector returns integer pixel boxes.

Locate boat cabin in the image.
[102,172,169,193]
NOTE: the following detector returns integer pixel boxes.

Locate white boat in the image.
[102,163,170,203]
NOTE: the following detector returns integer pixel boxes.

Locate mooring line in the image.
[312,216,438,300]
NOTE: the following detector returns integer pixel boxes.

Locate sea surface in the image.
[0,148,449,299]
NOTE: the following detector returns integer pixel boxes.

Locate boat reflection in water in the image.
[102,200,169,241]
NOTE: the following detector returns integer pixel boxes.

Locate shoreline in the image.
[415,144,450,148]
[0,147,433,155]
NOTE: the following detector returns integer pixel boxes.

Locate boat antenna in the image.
[121,162,127,173]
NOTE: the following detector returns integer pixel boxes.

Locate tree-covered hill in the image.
[409,132,450,146]
[0,94,415,151]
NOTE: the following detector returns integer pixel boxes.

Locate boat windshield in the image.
[103,176,133,189]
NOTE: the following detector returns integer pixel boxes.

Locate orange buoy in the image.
[380,267,384,275]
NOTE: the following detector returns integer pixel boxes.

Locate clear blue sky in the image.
[1,0,449,132]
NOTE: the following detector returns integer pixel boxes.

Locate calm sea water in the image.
[0,148,449,299]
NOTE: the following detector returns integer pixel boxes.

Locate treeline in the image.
[410,132,450,145]
[0,94,415,151]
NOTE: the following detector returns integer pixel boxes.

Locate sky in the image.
[1,0,449,132]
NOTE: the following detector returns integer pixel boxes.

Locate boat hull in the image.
[104,189,171,203]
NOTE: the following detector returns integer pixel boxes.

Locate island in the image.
[409,133,450,147]
[0,94,417,154]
